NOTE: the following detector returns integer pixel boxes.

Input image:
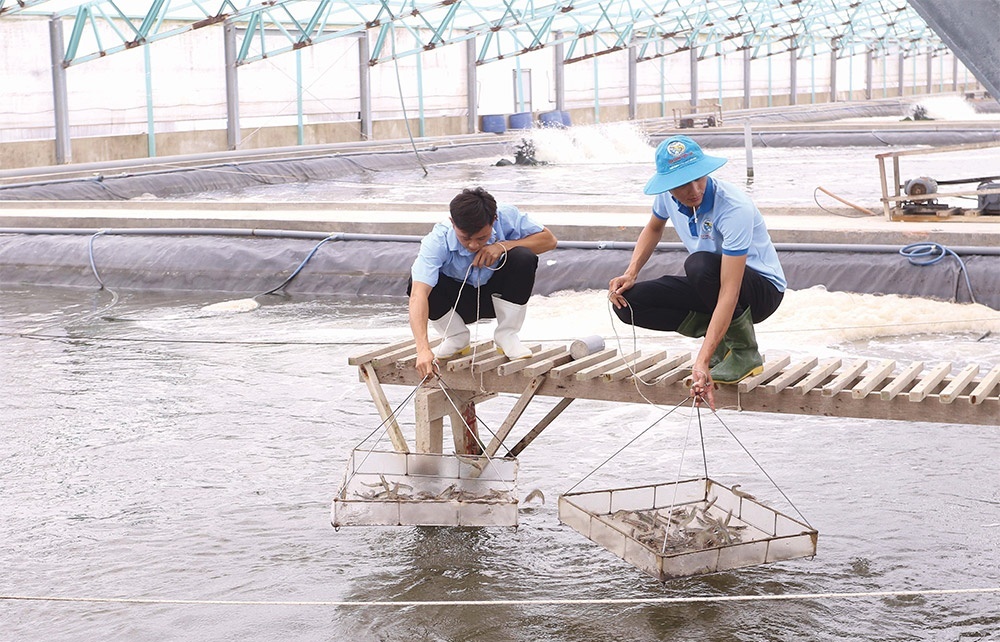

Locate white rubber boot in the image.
[430,309,471,358]
[492,295,532,360]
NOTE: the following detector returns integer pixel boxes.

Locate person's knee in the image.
[503,245,538,271]
[612,295,637,325]
[684,251,719,277]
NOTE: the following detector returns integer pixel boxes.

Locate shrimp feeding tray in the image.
[558,478,817,581]
[332,450,519,527]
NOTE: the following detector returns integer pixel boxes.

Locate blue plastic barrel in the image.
[538,110,563,128]
[560,110,572,127]
[508,112,533,130]
[480,114,506,134]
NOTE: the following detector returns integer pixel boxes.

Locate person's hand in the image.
[689,367,716,410]
[473,242,509,268]
[415,346,436,379]
[608,274,635,309]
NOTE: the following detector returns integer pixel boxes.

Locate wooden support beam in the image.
[939,364,980,404]
[485,376,546,457]
[359,362,409,453]
[507,398,574,457]
[414,387,444,454]
[970,364,1000,405]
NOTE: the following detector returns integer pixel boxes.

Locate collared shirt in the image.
[652,177,786,291]
[410,203,545,288]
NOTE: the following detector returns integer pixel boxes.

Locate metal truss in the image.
[6,0,945,69]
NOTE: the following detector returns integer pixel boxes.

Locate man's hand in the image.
[689,367,717,410]
[608,273,636,309]
[472,242,509,268]
[415,346,436,379]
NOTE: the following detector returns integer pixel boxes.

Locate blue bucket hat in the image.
[643,135,727,195]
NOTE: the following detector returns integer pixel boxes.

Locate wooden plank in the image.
[372,340,435,368]
[655,359,694,386]
[851,359,896,399]
[497,346,569,377]
[366,355,1000,427]
[821,359,868,397]
[763,357,819,394]
[414,388,444,454]
[880,361,924,401]
[792,358,841,395]
[908,362,952,402]
[631,353,691,384]
[441,341,497,371]
[507,398,574,457]
[549,348,618,379]
[970,364,1000,405]
[575,351,641,381]
[939,364,980,404]
[359,362,409,453]
[348,338,419,366]
[602,351,667,382]
[470,350,522,375]
[738,355,791,393]
[484,376,546,457]
[522,352,574,378]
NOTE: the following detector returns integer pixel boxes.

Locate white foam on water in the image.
[200,297,261,313]
[516,286,1000,357]
[526,121,653,165]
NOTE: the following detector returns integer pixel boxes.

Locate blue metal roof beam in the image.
[53,0,249,66]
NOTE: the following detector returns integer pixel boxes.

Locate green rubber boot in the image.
[676,311,728,367]
[710,308,764,384]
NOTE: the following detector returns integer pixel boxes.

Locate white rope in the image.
[2,586,998,607]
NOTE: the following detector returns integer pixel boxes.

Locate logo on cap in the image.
[666,140,686,157]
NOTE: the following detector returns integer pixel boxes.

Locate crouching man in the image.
[408,187,558,378]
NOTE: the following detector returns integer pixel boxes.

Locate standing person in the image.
[608,135,785,409]
[409,187,558,378]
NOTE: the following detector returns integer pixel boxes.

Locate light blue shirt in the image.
[652,177,786,291]
[410,203,545,288]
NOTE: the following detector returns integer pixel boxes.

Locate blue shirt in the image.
[652,177,786,292]
[411,203,545,288]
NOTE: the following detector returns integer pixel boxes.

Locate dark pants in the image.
[407,246,539,323]
[614,251,783,331]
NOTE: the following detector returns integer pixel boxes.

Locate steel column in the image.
[789,47,798,105]
[144,44,156,157]
[829,41,838,102]
[742,47,751,109]
[359,31,372,140]
[689,46,698,109]
[49,16,71,164]
[554,33,565,112]
[627,43,637,120]
[223,20,240,150]
[865,49,874,99]
[465,36,476,134]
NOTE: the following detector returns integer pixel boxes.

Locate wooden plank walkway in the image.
[350,340,1000,428]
